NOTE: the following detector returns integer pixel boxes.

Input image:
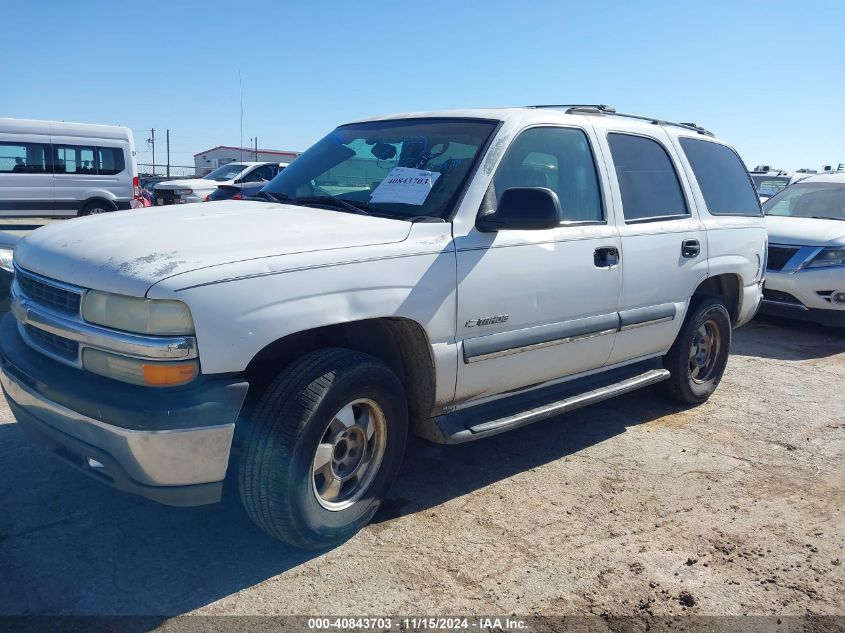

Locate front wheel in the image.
[238,348,408,549]
[660,297,732,405]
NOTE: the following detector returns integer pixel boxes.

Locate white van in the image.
[0,118,140,217]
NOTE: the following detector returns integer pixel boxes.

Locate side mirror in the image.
[234,178,244,184]
[477,187,562,232]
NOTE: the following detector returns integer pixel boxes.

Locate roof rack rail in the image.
[525,104,714,137]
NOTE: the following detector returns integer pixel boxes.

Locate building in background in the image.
[194,146,300,175]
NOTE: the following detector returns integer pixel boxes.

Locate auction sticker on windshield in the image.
[369,167,441,205]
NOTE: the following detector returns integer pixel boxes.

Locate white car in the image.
[153,161,284,204]
[761,172,845,326]
[2,105,766,547]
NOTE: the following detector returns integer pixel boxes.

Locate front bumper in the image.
[736,280,764,327]
[0,313,249,506]
[154,191,205,205]
[761,268,845,327]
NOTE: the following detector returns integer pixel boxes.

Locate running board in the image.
[418,361,670,444]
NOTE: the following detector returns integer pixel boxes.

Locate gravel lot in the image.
[0,315,843,623]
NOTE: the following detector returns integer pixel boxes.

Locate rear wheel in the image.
[660,297,732,404]
[79,201,113,216]
[238,348,408,548]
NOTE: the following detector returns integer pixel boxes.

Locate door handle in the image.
[594,246,619,268]
[681,239,700,258]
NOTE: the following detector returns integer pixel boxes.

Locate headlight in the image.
[0,248,13,274]
[807,247,845,269]
[81,290,194,335]
[82,348,198,387]
[176,188,193,196]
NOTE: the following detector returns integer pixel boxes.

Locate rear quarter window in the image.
[679,138,761,216]
[96,147,126,175]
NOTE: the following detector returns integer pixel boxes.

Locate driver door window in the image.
[244,164,276,183]
[490,126,604,222]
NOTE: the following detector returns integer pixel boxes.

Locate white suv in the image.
[761,172,845,326]
[2,105,766,547]
[153,161,283,205]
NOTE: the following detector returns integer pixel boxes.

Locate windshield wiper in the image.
[255,191,289,203]
[811,216,844,221]
[407,215,445,223]
[293,196,371,216]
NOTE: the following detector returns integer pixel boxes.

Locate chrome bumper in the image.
[1,366,234,488]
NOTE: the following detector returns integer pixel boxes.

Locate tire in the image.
[79,201,114,216]
[238,348,408,548]
[660,297,732,405]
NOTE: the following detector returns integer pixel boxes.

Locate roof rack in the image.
[525,104,714,137]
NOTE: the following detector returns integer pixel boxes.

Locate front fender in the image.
[146,224,458,376]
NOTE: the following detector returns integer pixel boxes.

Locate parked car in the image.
[139,176,173,205]
[1,105,766,548]
[0,118,142,216]
[205,166,288,201]
[760,172,845,326]
[153,162,285,205]
[749,167,812,202]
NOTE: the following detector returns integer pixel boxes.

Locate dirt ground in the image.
[0,315,843,624]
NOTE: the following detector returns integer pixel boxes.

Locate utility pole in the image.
[147,128,156,174]
[166,129,171,178]
[239,72,244,161]
[255,136,258,161]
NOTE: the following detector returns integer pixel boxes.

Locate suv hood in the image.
[766,215,845,246]
[154,178,221,190]
[14,201,413,296]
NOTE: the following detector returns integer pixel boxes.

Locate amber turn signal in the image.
[142,362,198,386]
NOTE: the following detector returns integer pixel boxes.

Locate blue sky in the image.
[2,1,843,171]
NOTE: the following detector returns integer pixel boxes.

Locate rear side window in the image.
[607,133,688,221]
[54,144,125,175]
[55,145,96,174]
[0,142,48,173]
[493,126,603,222]
[679,138,761,215]
[96,147,126,175]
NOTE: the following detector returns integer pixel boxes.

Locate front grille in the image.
[156,189,177,205]
[763,288,804,306]
[16,269,82,314]
[767,246,800,271]
[24,324,79,361]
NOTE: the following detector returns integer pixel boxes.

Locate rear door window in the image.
[607,133,688,221]
[680,138,761,215]
[0,142,49,173]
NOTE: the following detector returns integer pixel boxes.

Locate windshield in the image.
[262,118,498,219]
[763,182,845,220]
[750,175,791,198]
[203,163,247,181]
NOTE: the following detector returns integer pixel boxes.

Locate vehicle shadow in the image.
[374,389,680,524]
[732,315,845,361]
[0,386,680,618]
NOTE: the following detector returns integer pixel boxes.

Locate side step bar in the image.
[418,361,670,444]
